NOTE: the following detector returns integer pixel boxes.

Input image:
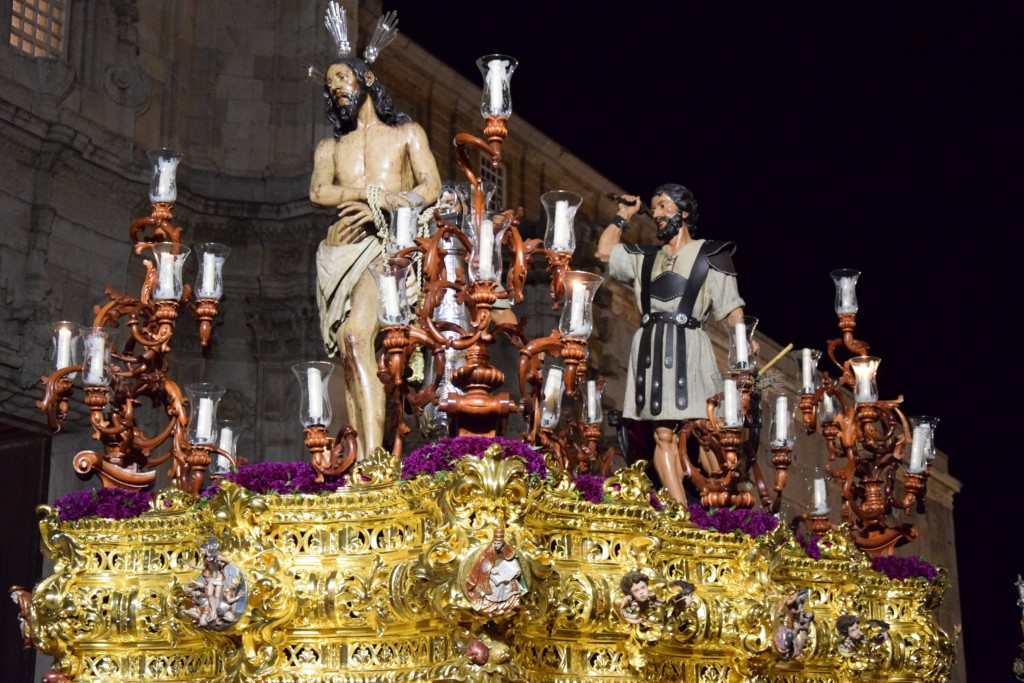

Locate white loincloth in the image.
[316,238,382,357]
[316,237,421,357]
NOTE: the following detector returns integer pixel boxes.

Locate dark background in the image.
[391,2,1023,678]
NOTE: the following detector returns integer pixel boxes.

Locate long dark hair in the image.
[324,57,411,138]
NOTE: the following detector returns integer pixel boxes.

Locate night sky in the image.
[390,2,1023,677]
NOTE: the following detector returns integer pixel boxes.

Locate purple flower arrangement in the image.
[222,461,348,495]
[401,436,547,480]
[686,504,780,538]
[794,532,829,560]
[568,473,665,510]
[197,485,221,503]
[870,555,939,582]
[572,474,606,504]
[54,488,155,522]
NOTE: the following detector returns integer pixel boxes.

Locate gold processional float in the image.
[13,6,956,682]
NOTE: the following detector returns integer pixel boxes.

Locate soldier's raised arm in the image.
[595,193,640,263]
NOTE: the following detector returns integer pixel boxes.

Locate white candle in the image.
[723,378,740,427]
[819,394,835,422]
[381,275,401,320]
[908,425,929,472]
[85,337,105,385]
[774,395,790,443]
[840,277,856,311]
[812,478,829,514]
[156,253,175,299]
[218,426,235,454]
[201,253,217,296]
[396,206,414,248]
[586,380,600,423]
[920,424,933,459]
[569,281,586,335]
[542,368,563,415]
[307,367,323,421]
[196,398,214,442]
[854,372,875,403]
[487,60,506,113]
[56,327,72,369]
[477,219,494,276]
[734,322,748,366]
[155,159,176,201]
[552,200,570,250]
[801,349,813,392]
[851,357,879,403]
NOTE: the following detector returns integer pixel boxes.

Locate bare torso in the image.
[330,123,417,195]
[311,121,438,207]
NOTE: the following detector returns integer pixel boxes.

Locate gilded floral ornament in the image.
[407,451,555,630]
[542,451,575,498]
[210,481,272,557]
[151,487,196,513]
[603,460,653,505]
[819,525,866,562]
[349,445,401,485]
[443,443,532,529]
[733,597,775,662]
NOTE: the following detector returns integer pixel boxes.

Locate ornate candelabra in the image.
[291,360,359,479]
[672,317,796,511]
[792,269,939,555]
[656,268,939,557]
[371,54,605,470]
[36,149,236,495]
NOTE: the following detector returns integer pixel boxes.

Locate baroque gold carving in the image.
[350,446,402,486]
[29,502,226,682]
[22,448,955,682]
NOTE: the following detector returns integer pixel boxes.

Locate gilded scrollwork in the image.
[27,504,226,682]
[443,443,533,530]
[602,460,653,506]
[21,450,955,682]
[349,445,402,486]
[543,452,576,499]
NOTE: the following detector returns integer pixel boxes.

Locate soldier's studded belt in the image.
[641,312,704,329]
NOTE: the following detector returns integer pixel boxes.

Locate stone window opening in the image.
[9,0,66,59]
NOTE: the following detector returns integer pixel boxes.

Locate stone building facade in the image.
[0,1,962,680]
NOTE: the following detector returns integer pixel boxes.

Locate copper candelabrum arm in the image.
[37,366,79,432]
[130,209,182,247]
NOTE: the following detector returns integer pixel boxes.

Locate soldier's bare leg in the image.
[654,424,688,503]
[699,446,721,474]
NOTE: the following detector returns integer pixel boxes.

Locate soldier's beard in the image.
[657,213,683,242]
